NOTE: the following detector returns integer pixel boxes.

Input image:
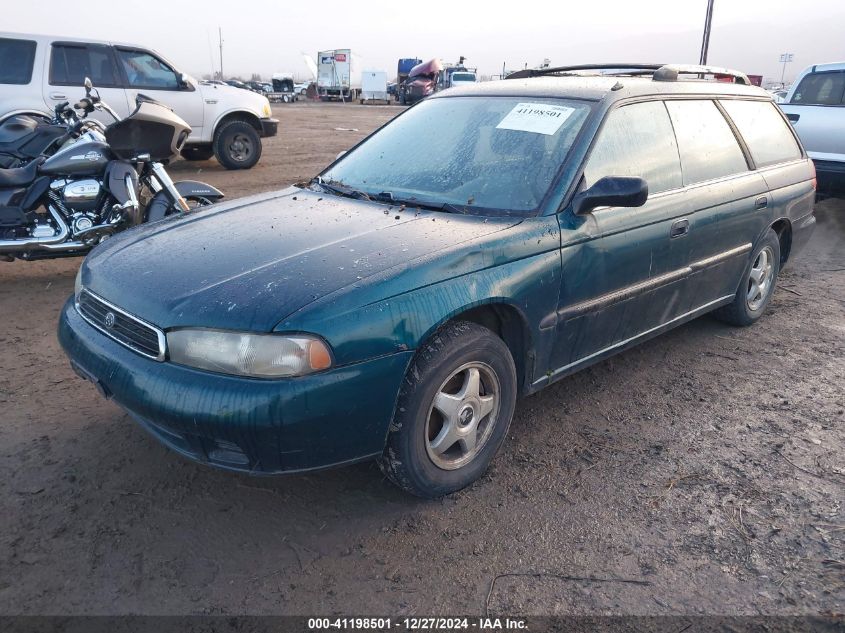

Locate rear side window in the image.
[665,100,748,185]
[790,71,845,106]
[583,101,682,194]
[720,100,802,167]
[0,38,37,85]
[50,43,120,87]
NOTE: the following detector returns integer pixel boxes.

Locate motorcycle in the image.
[0,78,224,261]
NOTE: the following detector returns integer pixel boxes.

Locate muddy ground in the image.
[0,102,843,617]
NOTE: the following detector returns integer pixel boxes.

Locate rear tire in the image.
[213,120,262,170]
[180,145,214,161]
[379,321,517,498]
[713,228,781,326]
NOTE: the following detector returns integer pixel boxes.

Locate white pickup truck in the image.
[0,32,278,169]
[780,62,845,194]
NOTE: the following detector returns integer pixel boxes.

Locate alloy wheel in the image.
[425,362,500,470]
[228,134,254,163]
[747,246,775,311]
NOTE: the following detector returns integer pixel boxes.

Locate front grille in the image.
[76,289,165,361]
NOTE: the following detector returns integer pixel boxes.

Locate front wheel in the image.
[213,120,262,170]
[379,321,517,498]
[713,228,781,326]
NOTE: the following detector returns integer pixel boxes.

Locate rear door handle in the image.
[785,113,800,123]
[49,92,67,100]
[755,196,768,210]
[670,219,689,238]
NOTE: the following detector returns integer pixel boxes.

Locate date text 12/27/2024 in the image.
[307,617,528,630]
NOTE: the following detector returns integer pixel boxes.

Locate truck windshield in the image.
[319,96,591,214]
[451,73,476,83]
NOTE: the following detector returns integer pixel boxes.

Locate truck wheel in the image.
[282,94,291,103]
[213,120,262,170]
[378,321,517,498]
[180,145,214,161]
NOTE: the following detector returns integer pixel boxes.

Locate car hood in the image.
[81,188,522,332]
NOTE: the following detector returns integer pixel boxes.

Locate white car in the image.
[0,32,278,169]
[780,61,845,193]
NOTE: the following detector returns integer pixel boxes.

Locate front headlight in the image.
[166,329,332,378]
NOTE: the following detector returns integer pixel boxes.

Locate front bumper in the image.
[58,298,413,474]
[259,118,278,138]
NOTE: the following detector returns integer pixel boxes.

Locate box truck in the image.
[317,49,362,101]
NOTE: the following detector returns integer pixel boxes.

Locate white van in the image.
[0,32,278,169]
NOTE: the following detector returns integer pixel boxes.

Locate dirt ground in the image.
[0,102,843,617]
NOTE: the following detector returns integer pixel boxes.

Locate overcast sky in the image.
[6,0,845,83]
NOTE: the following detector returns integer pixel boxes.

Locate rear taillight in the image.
[810,161,817,190]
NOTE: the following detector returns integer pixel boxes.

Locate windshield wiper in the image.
[313,181,467,214]
[311,178,370,200]
[392,198,465,214]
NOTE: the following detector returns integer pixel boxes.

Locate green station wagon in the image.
[59,64,816,498]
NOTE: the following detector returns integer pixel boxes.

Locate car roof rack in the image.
[506,63,751,85]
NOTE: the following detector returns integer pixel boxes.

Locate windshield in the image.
[319,96,592,214]
[451,73,476,83]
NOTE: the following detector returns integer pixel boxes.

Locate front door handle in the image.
[670,219,689,238]
[785,113,800,123]
[755,196,768,210]
[48,92,67,100]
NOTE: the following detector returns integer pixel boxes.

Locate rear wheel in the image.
[713,228,781,326]
[180,145,214,161]
[213,120,262,170]
[379,321,517,498]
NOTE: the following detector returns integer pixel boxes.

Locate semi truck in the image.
[395,58,422,102]
[401,57,477,105]
[317,49,363,101]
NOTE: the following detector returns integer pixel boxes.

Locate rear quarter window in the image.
[720,100,802,167]
[790,71,845,106]
[665,100,749,185]
[0,38,37,85]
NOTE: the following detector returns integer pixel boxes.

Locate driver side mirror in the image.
[572,176,648,214]
[83,76,93,94]
[178,73,193,91]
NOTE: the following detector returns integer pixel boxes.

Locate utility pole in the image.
[779,53,794,85]
[699,0,715,65]
[218,27,224,79]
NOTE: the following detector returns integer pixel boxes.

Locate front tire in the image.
[713,228,781,326]
[213,120,262,170]
[379,321,517,498]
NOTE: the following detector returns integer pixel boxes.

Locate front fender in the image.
[277,215,564,373]
[145,180,224,223]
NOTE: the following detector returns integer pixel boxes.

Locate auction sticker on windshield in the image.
[496,102,575,135]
